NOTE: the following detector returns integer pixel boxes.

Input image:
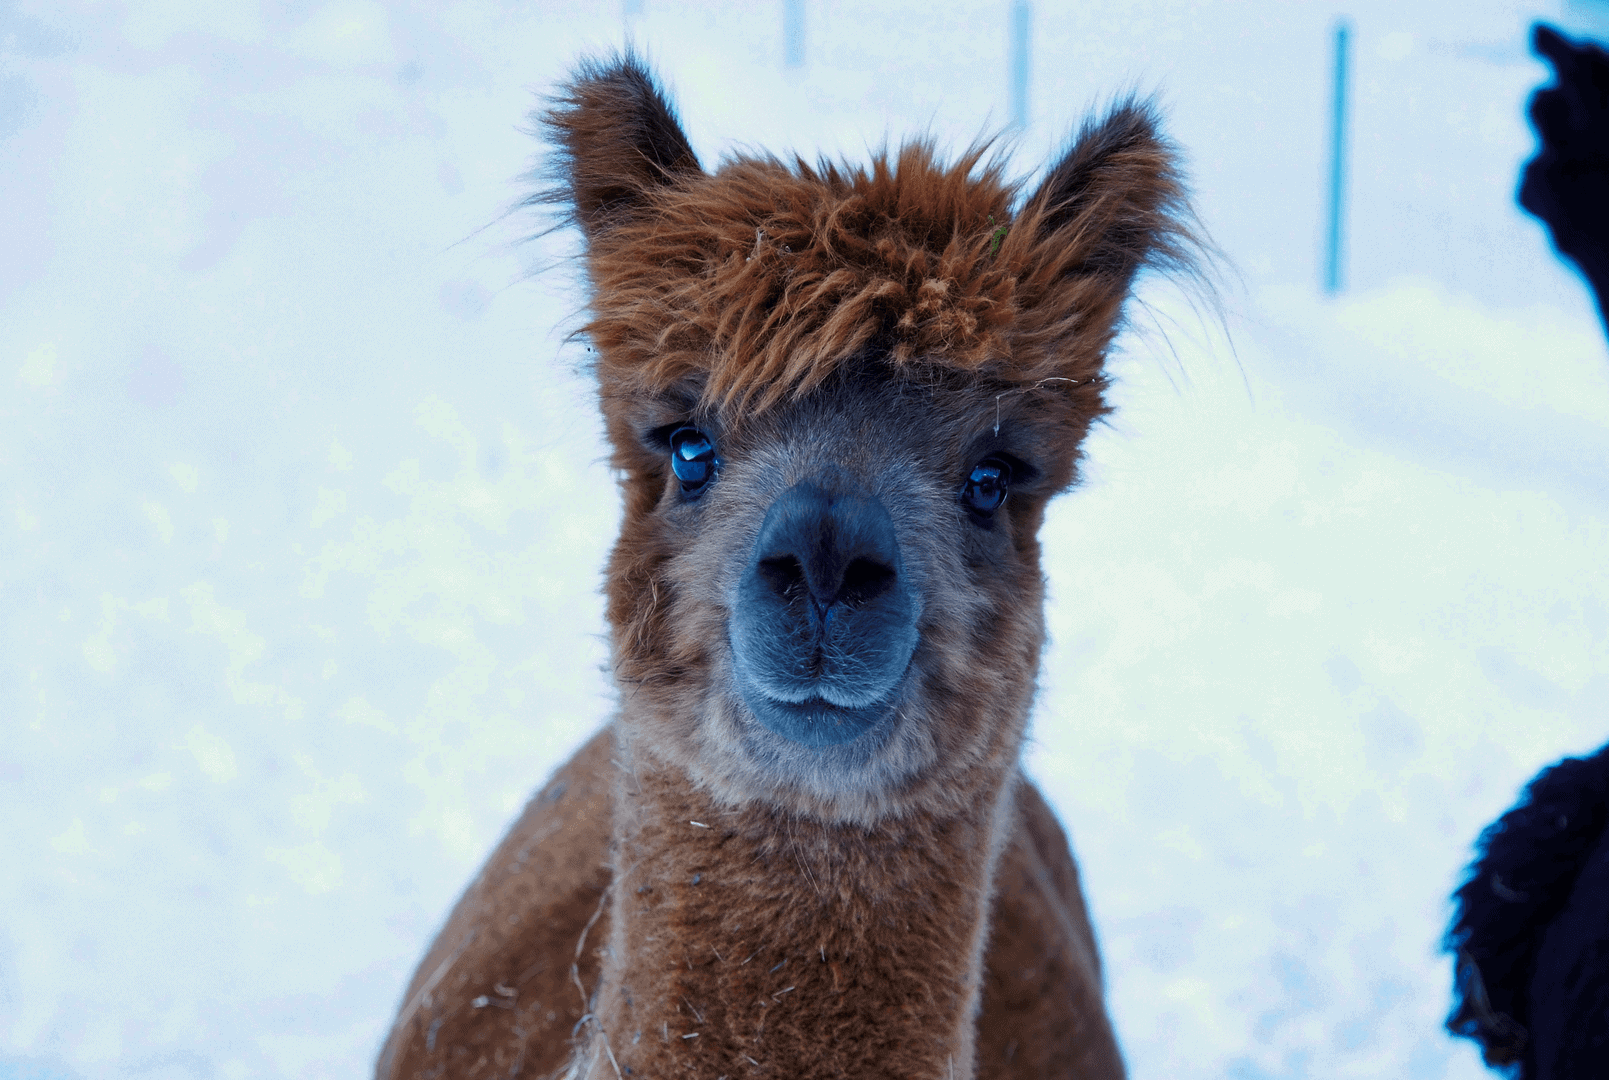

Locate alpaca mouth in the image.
[737,685,898,749]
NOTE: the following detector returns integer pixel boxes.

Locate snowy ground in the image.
[3,1,1608,1077]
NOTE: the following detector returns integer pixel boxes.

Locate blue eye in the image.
[669,427,717,495]
[961,458,1009,517]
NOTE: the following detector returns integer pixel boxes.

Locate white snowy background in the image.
[3,0,1608,1077]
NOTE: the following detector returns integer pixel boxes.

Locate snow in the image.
[2,1,1605,1077]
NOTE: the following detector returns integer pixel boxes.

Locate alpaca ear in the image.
[542,53,702,243]
[1019,98,1198,305]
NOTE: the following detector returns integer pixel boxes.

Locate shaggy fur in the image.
[375,729,1120,1079]
[542,56,1198,420]
[379,52,1205,1079]
[1445,742,1609,1078]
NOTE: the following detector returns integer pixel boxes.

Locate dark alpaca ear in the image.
[1018,97,1200,308]
[541,53,702,242]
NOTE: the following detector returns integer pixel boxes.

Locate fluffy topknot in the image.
[541,52,1208,417]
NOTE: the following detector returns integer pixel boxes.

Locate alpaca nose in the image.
[728,478,920,745]
[751,482,900,620]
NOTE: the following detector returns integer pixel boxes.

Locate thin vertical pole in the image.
[1324,19,1351,295]
[784,0,805,68]
[1010,1,1030,129]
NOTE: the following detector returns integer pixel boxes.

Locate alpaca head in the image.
[543,55,1203,823]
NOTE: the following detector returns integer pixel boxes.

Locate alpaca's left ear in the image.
[541,52,703,245]
[1017,98,1200,314]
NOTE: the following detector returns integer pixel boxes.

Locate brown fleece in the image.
[379,51,1206,1079]
[374,729,615,1080]
[545,62,1198,418]
[378,730,1121,1080]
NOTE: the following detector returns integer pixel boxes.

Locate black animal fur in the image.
[1446,26,1609,1078]
[1518,23,1609,332]
[1445,741,1609,1078]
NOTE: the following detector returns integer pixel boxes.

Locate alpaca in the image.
[376,53,1204,1080]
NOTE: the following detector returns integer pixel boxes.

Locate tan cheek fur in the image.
[627,405,1031,825]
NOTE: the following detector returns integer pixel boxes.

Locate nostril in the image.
[838,557,896,607]
[757,555,807,602]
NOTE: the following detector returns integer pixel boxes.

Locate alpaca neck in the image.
[582,733,1017,1080]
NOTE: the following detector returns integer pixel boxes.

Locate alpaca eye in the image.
[961,458,1009,517]
[669,427,717,495]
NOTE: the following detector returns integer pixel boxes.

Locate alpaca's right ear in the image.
[542,54,702,243]
[1023,99,1188,283]
[1009,98,1204,350]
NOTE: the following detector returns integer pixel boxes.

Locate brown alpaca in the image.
[377,54,1204,1080]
